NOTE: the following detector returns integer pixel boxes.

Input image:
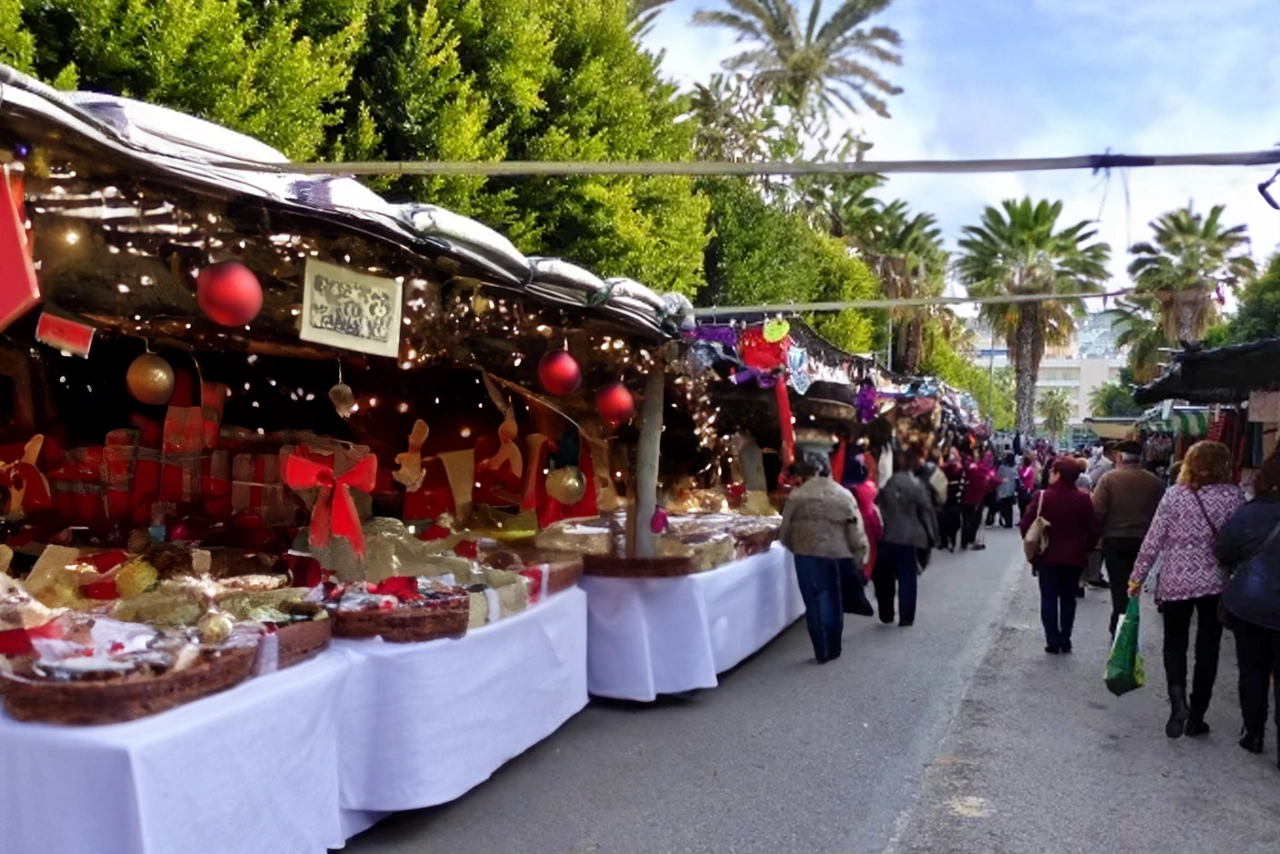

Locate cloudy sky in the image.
[643,0,1280,300]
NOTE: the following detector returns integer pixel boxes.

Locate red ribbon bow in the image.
[284,453,377,559]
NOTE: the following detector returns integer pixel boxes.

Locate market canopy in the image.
[1134,337,1280,405]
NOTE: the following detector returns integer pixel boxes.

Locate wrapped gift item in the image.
[361,517,474,584]
[655,532,735,572]
[481,546,584,605]
[46,446,105,525]
[534,519,613,556]
[159,406,204,508]
[465,567,529,628]
[103,429,139,521]
[231,452,287,525]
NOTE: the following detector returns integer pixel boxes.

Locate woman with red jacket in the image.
[1020,458,1101,654]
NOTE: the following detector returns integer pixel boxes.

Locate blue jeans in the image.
[1037,564,1082,647]
[873,542,919,624]
[794,555,844,662]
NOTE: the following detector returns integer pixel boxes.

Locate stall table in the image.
[580,544,803,702]
[335,586,588,839]
[0,651,352,854]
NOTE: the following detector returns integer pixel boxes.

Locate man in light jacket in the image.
[780,455,870,664]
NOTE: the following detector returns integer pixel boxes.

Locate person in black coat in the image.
[1215,449,1280,765]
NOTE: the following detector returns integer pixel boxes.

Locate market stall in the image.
[0,67,693,849]
[1136,337,1280,487]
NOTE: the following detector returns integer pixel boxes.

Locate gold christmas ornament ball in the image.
[126,354,175,406]
[545,466,587,505]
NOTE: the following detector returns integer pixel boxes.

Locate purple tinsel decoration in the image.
[855,383,877,424]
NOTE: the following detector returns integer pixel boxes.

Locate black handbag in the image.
[1222,515,1280,631]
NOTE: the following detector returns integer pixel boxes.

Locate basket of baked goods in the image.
[0,582,260,726]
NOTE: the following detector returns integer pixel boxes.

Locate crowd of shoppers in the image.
[778,430,1280,772]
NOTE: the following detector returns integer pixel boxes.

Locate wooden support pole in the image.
[632,359,665,559]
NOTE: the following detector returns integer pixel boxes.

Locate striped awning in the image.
[1142,409,1210,436]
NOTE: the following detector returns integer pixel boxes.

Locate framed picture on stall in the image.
[299,259,403,358]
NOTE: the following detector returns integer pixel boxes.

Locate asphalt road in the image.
[893,542,1280,854]
[343,528,1028,854]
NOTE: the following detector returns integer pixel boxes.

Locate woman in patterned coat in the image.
[1130,441,1246,739]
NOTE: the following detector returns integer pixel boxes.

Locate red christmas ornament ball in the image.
[538,350,581,396]
[596,382,635,427]
[197,261,263,327]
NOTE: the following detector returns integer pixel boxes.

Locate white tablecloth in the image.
[333,586,588,837]
[580,544,804,702]
[0,650,351,854]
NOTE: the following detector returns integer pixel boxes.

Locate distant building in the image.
[969,313,1127,438]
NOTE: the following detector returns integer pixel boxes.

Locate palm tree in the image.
[860,200,945,373]
[692,0,903,123]
[1088,381,1143,418]
[1128,204,1256,345]
[956,198,1111,436]
[629,0,675,32]
[1038,388,1073,444]
[1105,297,1165,384]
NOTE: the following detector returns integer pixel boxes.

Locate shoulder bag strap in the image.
[1190,489,1219,538]
[1250,513,1280,560]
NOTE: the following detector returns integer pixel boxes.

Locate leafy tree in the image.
[0,0,33,70]
[13,0,366,160]
[921,341,1015,431]
[692,0,903,124]
[343,0,710,296]
[1037,387,1073,443]
[1210,253,1280,345]
[699,176,877,352]
[1128,204,1255,345]
[957,198,1111,436]
[1089,381,1142,418]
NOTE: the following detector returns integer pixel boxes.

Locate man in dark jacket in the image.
[874,449,938,628]
[1022,458,1101,654]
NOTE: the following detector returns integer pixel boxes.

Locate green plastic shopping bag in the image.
[1104,597,1145,696]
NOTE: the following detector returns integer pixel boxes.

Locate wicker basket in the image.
[0,646,257,726]
[275,618,332,668]
[331,603,468,643]
[583,554,699,578]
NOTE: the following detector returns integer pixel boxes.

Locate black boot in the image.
[1239,731,1264,754]
[1166,686,1190,739]
[1185,714,1211,737]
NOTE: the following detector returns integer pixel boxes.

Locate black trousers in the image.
[960,505,982,548]
[984,493,998,525]
[1161,595,1223,715]
[1102,538,1143,634]
[939,506,961,549]
[1232,620,1280,739]
[995,496,1015,528]
[1037,564,1082,647]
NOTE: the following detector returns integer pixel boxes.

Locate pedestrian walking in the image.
[1214,448,1280,765]
[780,455,870,664]
[1020,458,1100,654]
[1016,453,1037,521]
[994,452,1017,528]
[841,455,882,583]
[939,451,964,551]
[914,453,944,570]
[960,453,988,550]
[1129,441,1246,739]
[1093,441,1165,633]
[873,449,938,628]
